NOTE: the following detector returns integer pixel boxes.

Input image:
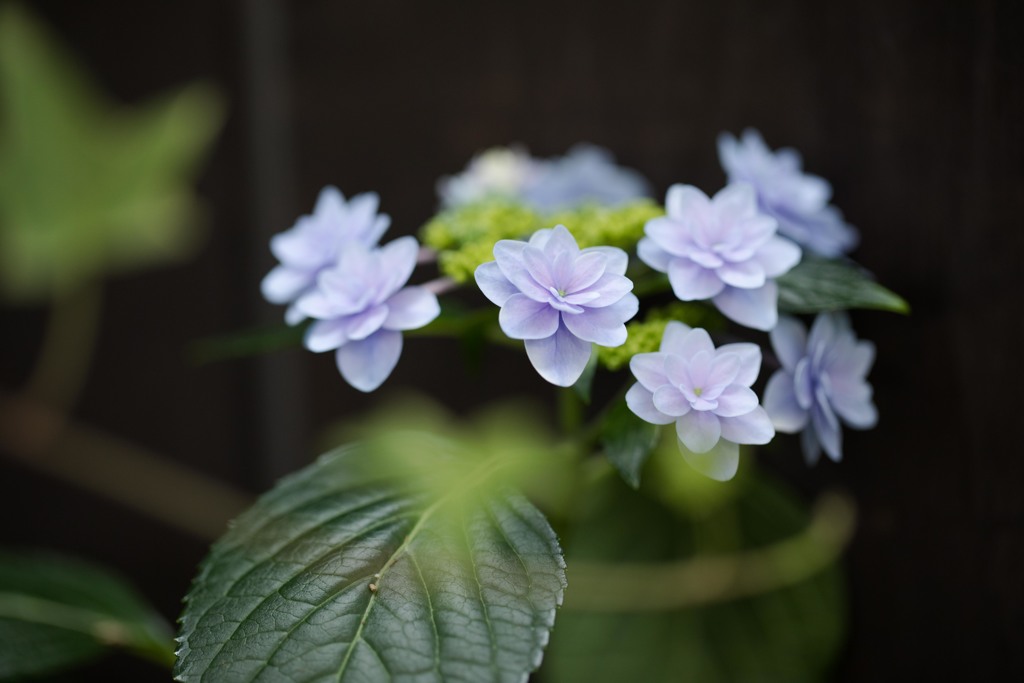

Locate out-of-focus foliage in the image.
[0,4,224,303]
[0,552,174,679]
[543,443,847,682]
[546,199,663,251]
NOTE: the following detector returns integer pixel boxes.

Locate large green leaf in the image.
[0,4,223,303]
[0,553,175,679]
[175,444,566,682]
[777,256,909,314]
[542,455,847,683]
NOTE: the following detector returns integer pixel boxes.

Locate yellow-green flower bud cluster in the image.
[597,302,724,370]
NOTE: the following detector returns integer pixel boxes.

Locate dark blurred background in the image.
[0,0,1021,680]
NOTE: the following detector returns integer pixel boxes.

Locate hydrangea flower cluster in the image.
[763,313,877,464]
[438,144,650,211]
[626,322,774,480]
[475,225,637,386]
[258,132,893,482]
[719,129,857,257]
[263,189,438,392]
[638,183,801,331]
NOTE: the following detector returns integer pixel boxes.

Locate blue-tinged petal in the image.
[313,185,346,217]
[499,294,560,340]
[713,385,759,417]
[661,324,712,360]
[712,282,779,331]
[755,235,801,277]
[716,342,762,387]
[474,261,518,306]
[703,353,742,395]
[812,387,843,461]
[646,216,694,258]
[542,225,580,259]
[494,239,528,277]
[716,259,766,289]
[630,353,668,392]
[261,266,311,304]
[830,380,878,429]
[666,184,711,218]
[524,322,593,387]
[366,214,392,246]
[763,371,809,432]
[626,383,676,425]
[377,236,419,299]
[284,303,305,326]
[562,298,635,346]
[383,287,440,331]
[712,182,759,222]
[826,339,876,381]
[676,410,721,454]
[345,304,389,340]
[567,251,608,292]
[336,329,403,392]
[637,237,671,272]
[522,245,554,289]
[581,246,628,276]
[801,427,823,466]
[771,316,807,372]
[572,272,633,307]
[719,406,774,445]
[668,259,725,301]
[680,437,740,482]
[305,319,348,353]
[653,385,691,417]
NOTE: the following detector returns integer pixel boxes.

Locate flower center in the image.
[693,386,703,397]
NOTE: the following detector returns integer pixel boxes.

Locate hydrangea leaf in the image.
[776,256,909,314]
[0,4,223,303]
[542,468,845,682]
[175,444,566,683]
[600,400,660,489]
[0,553,175,679]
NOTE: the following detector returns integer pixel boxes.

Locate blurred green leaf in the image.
[543,468,847,682]
[777,256,909,314]
[0,552,175,679]
[175,443,566,682]
[0,4,224,303]
[600,399,659,489]
[189,323,306,365]
[571,351,599,405]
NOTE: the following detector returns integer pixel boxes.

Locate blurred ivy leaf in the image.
[0,552,175,679]
[0,4,224,303]
[175,443,566,682]
[543,467,847,682]
[777,256,909,314]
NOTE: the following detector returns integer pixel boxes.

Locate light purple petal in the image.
[712,282,779,331]
[626,383,676,425]
[499,294,560,340]
[542,225,580,259]
[830,381,878,429]
[770,317,808,371]
[679,437,740,482]
[314,185,346,217]
[653,385,691,417]
[561,295,637,346]
[676,410,721,454]
[630,353,668,392]
[704,353,742,391]
[646,216,693,258]
[716,259,766,289]
[581,246,629,276]
[711,182,759,223]
[305,319,348,353]
[261,266,311,304]
[718,406,775,445]
[666,184,711,219]
[716,342,762,386]
[668,259,726,300]
[812,389,843,462]
[336,329,403,392]
[383,287,440,331]
[284,304,305,326]
[377,236,420,299]
[713,385,759,417]
[522,246,555,288]
[637,237,671,272]
[572,273,633,307]
[474,261,518,306]
[762,371,809,432]
[567,251,608,292]
[826,339,876,381]
[662,325,713,360]
[524,322,593,387]
[755,236,802,278]
[345,304,388,340]
[494,239,528,276]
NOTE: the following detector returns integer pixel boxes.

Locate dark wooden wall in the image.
[1,0,1021,679]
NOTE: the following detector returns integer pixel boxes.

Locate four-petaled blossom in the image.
[261,186,391,324]
[475,225,638,387]
[763,313,877,465]
[718,129,857,257]
[638,183,801,331]
[294,236,440,392]
[626,322,775,481]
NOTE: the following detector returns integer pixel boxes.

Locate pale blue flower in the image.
[438,144,650,211]
[626,322,774,481]
[294,236,439,392]
[261,186,391,324]
[475,225,638,386]
[520,144,651,211]
[638,183,801,331]
[718,129,858,257]
[763,313,877,464]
